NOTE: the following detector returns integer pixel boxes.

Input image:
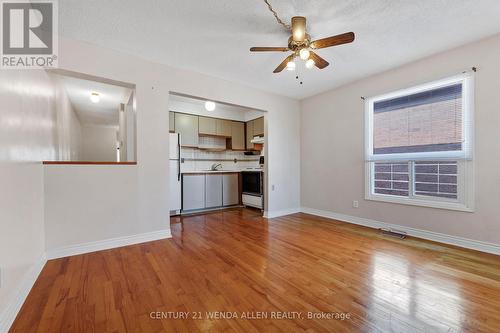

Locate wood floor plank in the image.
[9,208,500,332]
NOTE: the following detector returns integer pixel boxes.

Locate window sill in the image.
[365,193,474,212]
[42,161,137,165]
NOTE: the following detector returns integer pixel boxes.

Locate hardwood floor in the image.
[11,208,500,332]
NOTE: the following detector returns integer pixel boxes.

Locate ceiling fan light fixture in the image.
[299,48,310,60]
[250,5,355,74]
[204,101,216,111]
[291,16,306,42]
[286,60,296,71]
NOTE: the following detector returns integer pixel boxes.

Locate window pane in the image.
[374,162,409,197]
[414,161,458,199]
[373,84,463,155]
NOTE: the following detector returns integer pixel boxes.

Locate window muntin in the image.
[414,161,457,199]
[374,162,409,197]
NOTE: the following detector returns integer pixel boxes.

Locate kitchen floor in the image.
[11,208,500,332]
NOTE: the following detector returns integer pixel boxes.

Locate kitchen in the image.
[168,93,266,216]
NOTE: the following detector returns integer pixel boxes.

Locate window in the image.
[365,73,474,211]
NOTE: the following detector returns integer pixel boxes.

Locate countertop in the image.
[182,169,263,174]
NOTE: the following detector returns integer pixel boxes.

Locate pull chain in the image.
[263,0,291,31]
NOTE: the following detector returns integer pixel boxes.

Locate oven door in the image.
[242,172,262,195]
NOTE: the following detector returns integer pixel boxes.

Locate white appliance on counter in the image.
[169,133,181,215]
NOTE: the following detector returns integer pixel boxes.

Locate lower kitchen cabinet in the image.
[223,174,239,206]
[182,173,240,212]
[182,174,205,210]
[205,174,223,208]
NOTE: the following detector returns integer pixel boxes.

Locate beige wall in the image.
[81,125,117,161]
[300,33,500,245]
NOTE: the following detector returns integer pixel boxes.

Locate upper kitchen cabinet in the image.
[253,117,264,136]
[246,120,254,150]
[169,112,175,132]
[216,119,232,137]
[246,117,265,150]
[175,113,199,147]
[231,122,245,150]
[199,117,231,137]
[199,116,217,136]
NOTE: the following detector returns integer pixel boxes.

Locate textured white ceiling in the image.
[59,0,500,99]
[53,74,132,126]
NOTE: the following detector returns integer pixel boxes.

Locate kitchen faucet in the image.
[211,163,222,171]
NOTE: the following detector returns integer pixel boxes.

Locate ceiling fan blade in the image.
[310,32,355,49]
[250,47,289,52]
[273,55,294,73]
[309,51,329,69]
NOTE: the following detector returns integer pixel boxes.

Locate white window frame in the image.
[364,73,474,212]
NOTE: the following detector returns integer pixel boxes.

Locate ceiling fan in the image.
[250,16,355,73]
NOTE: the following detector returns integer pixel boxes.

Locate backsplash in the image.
[181,147,260,171]
[197,136,226,150]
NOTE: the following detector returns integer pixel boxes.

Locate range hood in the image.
[250,136,264,144]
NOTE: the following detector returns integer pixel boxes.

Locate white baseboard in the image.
[46,229,172,260]
[264,207,301,219]
[0,255,47,333]
[301,207,500,256]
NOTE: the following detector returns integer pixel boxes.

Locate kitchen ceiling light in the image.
[305,58,315,69]
[286,60,296,71]
[205,101,216,111]
[299,48,310,60]
[90,92,100,103]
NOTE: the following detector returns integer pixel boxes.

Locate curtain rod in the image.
[360,66,477,101]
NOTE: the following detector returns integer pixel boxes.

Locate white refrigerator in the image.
[169,133,181,215]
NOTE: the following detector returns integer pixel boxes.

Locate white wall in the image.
[0,71,56,330]
[53,76,82,161]
[44,165,138,250]
[125,92,136,162]
[42,37,300,253]
[0,68,84,329]
[301,33,500,245]
[81,125,118,161]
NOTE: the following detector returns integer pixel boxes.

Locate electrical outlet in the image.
[271,185,275,191]
[352,200,359,208]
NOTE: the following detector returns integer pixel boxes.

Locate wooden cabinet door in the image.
[246,120,254,150]
[217,119,232,137]
[205,174,223,208]
[169,112,175,132]
[222,174,239,206]
[199,116,217,135]
[175,113,199,147]
[182,174,205,210]
[253,117,264,136]
[231,122,245,150]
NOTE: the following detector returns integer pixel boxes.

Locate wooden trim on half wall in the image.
[42,161,137,165]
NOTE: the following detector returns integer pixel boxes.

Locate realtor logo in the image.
[1,0,58,68]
